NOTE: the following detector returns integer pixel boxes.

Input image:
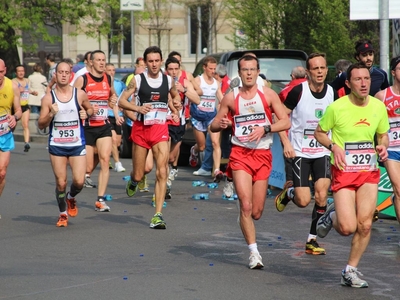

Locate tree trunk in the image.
[0,26,21,78]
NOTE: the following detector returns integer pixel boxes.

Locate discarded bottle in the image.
[267,189,272,196]
[222,193,238,201]
[207,183,218,189]
[327,197,334,205]
[192,180,206,187]
[192,193,209,200]
[122,175,131,181]
[104,194,113,201]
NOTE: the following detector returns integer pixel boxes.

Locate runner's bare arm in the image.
[265,87,290,133]
[118,77,143,112]
[11,81,22,123]
[210,92,234,132]
[38,93,55,129]
[78,90,94,117]
[183,79,200,105]
[169,81,181,112]
[187,72,203,96]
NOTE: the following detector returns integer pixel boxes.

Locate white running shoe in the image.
[193,168,211,176]
[249,252,264,269]
[341,269,368,288]
[169,169,178,181]
[223,181,235,198]
[114,162,126,172]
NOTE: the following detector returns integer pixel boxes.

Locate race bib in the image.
[389,120,400,147]
[234,112,267,142]
[198,97,215,112]
[144,102,168,125]
[20,90,30,102]
[344,141,377,172]
[301,129,324,154]
[53,120,80,143]
[91,100,109,121]
[0,114,10,136]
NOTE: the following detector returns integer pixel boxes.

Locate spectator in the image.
[46,54,57,82]
[72,54,85,73]
[28,63,47,114]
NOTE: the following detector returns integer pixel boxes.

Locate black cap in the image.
[356,42,375,54]
[390,56,400,71]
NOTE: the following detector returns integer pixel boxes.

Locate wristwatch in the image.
[328,143,336,151]
[263,125,271,134]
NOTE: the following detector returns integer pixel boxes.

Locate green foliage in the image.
[226,0,382,65]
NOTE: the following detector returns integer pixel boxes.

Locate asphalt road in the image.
[0,141,399,300]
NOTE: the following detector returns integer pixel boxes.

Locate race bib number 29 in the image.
[234,112,267,142]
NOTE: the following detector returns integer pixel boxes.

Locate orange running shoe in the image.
[56,214,68,227]
[95,200,110,212]
[66,193,78,217]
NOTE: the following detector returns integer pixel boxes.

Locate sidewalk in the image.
[13,112,48,144]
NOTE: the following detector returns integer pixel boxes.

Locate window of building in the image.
[109,11,132,57]
[189,4,210,55]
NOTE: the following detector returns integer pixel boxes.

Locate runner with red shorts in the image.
[118,46,181,229]
[315,62,389,288]
[210,55,290,269]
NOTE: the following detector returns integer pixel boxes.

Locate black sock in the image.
[69,183,82,198]
[172,166,178,170]
[310,203,327,235]
[227,178,233,182]
[98,196,105,202]
[56,189,67,212]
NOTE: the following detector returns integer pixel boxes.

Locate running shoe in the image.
[248,252,264,269]
[126,180,138,197]
[305,239,326,255]
[150,213,166,229]
[275,181,293,212]
[66,193,78,217]
[213,169,224,183]
[372,208,379,222]
[138,175,149,192]
[193,168,211,176]
[316,202,335,238]
[56,213,68,227]
[223,181,235,198]
[109,161,113,169]
[24,143,30,152]
[189,146,199,167]
[165,179,172,199]
[151,194,167,208]
[169,169,178,181]
[341,269,368,288]
[95,200,110,212]
[114,161,126,172]
[84,176,97,188]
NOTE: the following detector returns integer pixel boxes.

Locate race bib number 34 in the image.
[389,121,400,147]
[344,141,377,172]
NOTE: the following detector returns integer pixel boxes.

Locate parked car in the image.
[114,68,134,83]
[178,49,308,165]
[193,49,308,93]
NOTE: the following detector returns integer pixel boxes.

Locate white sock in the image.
[59,211,67,215]
[345,265,357,272]
[307,234,317,242]
[287,187,294,199]
[248,243,259,254]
